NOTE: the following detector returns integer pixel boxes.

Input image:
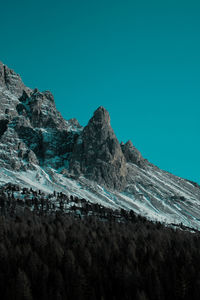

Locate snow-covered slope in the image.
[0,162,200,229]
[0,61,200,229]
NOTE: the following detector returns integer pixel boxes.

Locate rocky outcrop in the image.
[0,62,31,97]
[121,140,146,168]
[0,62,149,190]
[69,106,127,190]
[0,126,39,171]
[17,88,68,130]
[0,62,82,171]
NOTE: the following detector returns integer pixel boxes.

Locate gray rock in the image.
[1,61,200,231]
[0,62,31,97]
[121,140,146,167]
[0,62,82,172]
[70,106,127,190]
[68,118,82,129]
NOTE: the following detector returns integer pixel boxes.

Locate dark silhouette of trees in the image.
[0,185,199,299]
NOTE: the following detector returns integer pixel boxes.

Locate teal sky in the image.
[1,0,199,183]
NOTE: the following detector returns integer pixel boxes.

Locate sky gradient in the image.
[1,0,199,183]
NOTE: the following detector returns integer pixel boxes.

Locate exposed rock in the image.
[70,106,127,190]
[0,62,82,172]
[0,62,31,97]
[0,127,30,171]
[19,89,68,130]
[0,62,149,190]
[121,140,146,168]
[68,118,82,129]
[1,62,200,229]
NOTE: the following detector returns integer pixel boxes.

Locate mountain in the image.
[0,62,200,229]
[69,106,127,190]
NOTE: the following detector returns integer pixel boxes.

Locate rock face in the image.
[0,62,146,190]
[121,140,146,168]
[0,62,81,171]
[69,106,127,190]
[0,62,31,97]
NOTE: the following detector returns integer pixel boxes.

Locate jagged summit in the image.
[0,62,82,171]
[91,106,110,125]
[69,105,127,190]
[0,62,31,97]
[0,62,200,229]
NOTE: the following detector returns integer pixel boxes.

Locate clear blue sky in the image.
[1,0,199,183]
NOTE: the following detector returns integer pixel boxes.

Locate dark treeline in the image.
[0,184,200,299]
[0,184,146,225]
[0,210,200,299]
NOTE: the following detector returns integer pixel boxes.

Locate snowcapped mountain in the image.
[0,62,200,229]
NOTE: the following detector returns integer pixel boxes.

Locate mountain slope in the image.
[0,62,200,229]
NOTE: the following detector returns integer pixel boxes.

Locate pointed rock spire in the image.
[70,106,127,190]
[90,106,111,125]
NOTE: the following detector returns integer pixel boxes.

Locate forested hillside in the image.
[0,185,199,300]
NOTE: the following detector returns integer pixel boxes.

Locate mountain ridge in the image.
[0,62,200,229]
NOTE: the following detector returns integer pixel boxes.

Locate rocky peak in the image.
[68,118,82,129]
[82,106,112,143]
[125,140,133,148]
[0,62,76,171]
[90,106,110,125]
[0,62,31,97]
[0,62,148,190]
[17,88,68,130]
[70,107,127,190]
[121,140,145,168]
[30,89,54,103]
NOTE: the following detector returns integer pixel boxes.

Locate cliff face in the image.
[121,140,146,168]
[69,106,127,190]
[0,62,82,172]
[0,62,146,190]
[0,62,31,97]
